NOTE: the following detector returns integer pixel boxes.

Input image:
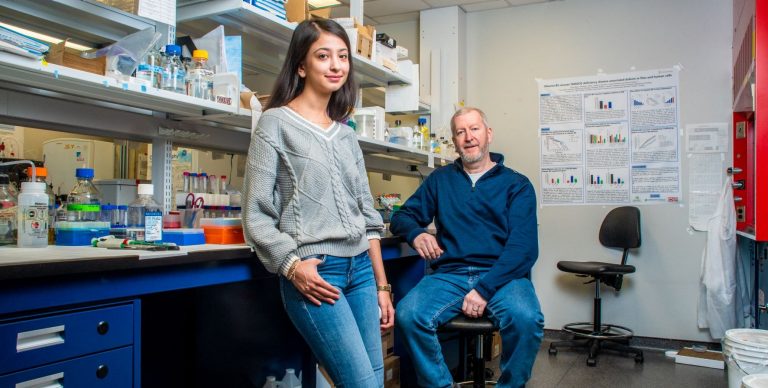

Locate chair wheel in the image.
[548,346,557,355]
[587,357,597,367]
[635,353,644,363]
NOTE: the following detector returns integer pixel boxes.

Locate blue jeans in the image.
[396,267,544,388]
[280,252,383,388]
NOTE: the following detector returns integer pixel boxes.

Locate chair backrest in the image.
[599,206,641,250]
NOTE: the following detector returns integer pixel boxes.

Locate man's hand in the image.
[413,233,443,260]
[462,289,487,318]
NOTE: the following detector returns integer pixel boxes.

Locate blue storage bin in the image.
[55,222,111,246]
[162,228,206,246]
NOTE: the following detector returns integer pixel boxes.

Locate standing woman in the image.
[243,18,394,387]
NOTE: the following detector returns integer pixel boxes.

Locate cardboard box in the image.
[375,42,398,71]
[286,0,332,23]
[491,331,502,359]
[355,23,375,60]
[674,347,724,369]
[381,326,395,359]
[384,355,400,388]
[46,40,106,76]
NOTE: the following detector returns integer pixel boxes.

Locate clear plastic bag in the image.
[80,27,161,80]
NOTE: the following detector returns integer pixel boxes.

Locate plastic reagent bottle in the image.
[281,368,301,388]
[0,175,17,245]
[26,167,55,243]
[127,183,163,242]
[418,118,430,152]
[67,168,102,222]
[162,44,186,94]
[187,49,214,101]
[17,182,49,248]
[262,376,278,388]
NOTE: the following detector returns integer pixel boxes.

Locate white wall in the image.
[465,0,732,341]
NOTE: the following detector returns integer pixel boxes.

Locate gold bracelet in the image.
[286,260,300,281]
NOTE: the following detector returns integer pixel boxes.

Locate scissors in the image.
[185,193,204,209]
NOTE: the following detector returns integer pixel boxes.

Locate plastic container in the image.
[163,211,182,228]
[724,329,768,388]
[262,376,278,388]
[127,183,163,242]
[281,368,301,388]
[742,374,768,388]
[67,168,102,222]
[55,221,110,246]
[0,175,17,245]
[202,225,244,244]
[187,50,214,101]
[162,228,206,246]
[17,182,49,248]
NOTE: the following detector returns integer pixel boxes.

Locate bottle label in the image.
[144,210,163,242]
[67,204,100,212]
[22,204,48,238]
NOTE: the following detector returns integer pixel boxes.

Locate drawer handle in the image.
[96,364,109,379]
[15,371,63,388]
[97,321,109,335]
[16,325,65,353]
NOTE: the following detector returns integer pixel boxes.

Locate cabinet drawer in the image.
[0,346,132,388]
[0,304,133,374]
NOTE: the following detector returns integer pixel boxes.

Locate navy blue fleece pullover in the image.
[390,153,538,300]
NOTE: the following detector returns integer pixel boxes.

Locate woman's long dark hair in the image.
[266,18,357,121]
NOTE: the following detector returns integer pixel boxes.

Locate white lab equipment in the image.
[43,138,115,196]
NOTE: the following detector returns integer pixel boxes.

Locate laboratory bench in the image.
[0,237,422,387]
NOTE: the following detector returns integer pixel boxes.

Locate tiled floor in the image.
[489,340,729,387]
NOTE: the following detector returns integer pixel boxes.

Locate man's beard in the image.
[458,143,488,164]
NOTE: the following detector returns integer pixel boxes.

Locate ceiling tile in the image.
[362,0,431,18]
[461,0,510,12]
[423,0,489,6]
[371,12,420,25]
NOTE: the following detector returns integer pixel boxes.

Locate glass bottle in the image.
[67,168,102,222]
[136,47,162,89]
[127,183,163,242]
[186,49,214,101]
[0,175,17,245]
[161,44,186,94]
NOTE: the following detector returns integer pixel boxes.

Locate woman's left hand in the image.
[378,291,395,331]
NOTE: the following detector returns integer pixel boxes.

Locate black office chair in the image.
[548,206,644,367]
[440,315,498,387]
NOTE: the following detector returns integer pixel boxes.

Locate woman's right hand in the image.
[290,258,340,306]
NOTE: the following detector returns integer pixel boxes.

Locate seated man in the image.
[391,107,543,388]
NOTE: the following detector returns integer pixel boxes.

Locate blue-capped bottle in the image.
[67,168,102,222]
[161,44,186,94]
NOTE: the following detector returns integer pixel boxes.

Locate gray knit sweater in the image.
[243,106,384,276]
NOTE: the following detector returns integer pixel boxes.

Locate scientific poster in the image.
[537,68,681,205]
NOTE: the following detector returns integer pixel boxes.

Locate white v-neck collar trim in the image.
[282,106,340,140]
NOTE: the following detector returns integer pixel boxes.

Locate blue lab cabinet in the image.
[0,302,138,387]
[0,240,422,387]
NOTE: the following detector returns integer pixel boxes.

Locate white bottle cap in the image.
[138,183,154,195]
[21,182,46,193]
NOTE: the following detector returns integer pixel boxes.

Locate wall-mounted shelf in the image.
[0,51,239,121]
[0,0,156,47]
[176,0,411,87]
[0,0,434,177]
